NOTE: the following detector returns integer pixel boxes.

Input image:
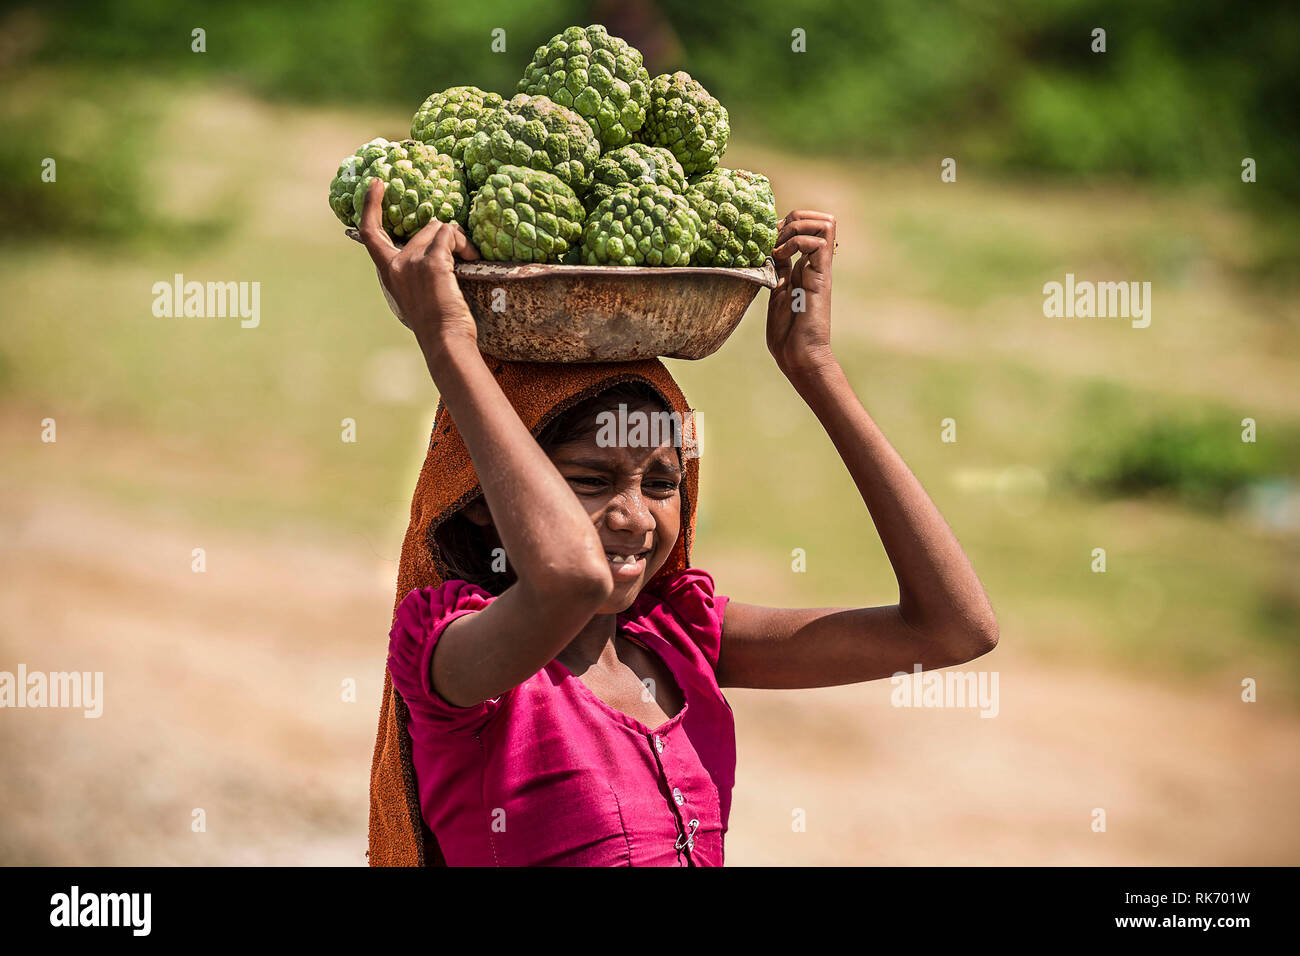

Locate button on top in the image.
[672,787,684,805]
[654,735,665,753]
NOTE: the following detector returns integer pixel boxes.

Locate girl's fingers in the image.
[447,222,481,261]
[401,218,445,259]
[774,209,837,248]
[390,220,480,291]
[778,210,835,237]
[772,234,827,262]
[805,237,833,276]
[358,179,398,272]
[774,234,833,281]
[427,221,481,263]
[776,218,834,248]
[429,222,460,263]
[780,210,835,224]
[771,247,793,292]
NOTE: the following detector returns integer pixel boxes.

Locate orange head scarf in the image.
[368,358,699,866]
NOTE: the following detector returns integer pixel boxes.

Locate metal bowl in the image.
[346,228,776,363]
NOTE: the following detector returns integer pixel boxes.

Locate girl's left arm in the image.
[716,211,999,690]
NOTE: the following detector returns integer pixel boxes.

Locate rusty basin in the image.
[346,229,778,363]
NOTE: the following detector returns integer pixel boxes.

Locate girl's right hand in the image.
[358,177,481,350]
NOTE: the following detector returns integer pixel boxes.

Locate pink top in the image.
[386,568,736,866]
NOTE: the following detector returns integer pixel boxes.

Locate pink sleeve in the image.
[650,568,729,672]
[387,579,505,734]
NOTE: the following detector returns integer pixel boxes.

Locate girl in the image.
[359,178,999,866]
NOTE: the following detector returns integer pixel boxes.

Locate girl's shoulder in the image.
[388,579,503,732]
[394,577,494,626]
[619,568,728,673]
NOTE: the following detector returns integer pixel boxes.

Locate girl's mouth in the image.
[605,549,649,581]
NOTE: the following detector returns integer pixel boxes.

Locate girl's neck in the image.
[554,612,620,672]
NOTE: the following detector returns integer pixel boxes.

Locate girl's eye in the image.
[568,475,606,489]
[645,479,679,494]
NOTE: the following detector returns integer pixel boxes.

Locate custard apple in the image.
[580,183,700,266]
[696,167,775,209]
[517,24,650,151]
[640,72,730,176]
[685,167,778,267]
[328,138,468,240]
[585,143,687,212]
[468,165,585,263]
[463,93,600,195]
[410,86,505,164]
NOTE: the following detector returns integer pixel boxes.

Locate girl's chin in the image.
[598,578,647,615]
[597,555,668,613]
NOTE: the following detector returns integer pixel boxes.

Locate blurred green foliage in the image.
[0,70,157,240]
[0,67,238,246]
[1063,382,1300,508]
[5,0,1298,213]
[677,0,1296,186]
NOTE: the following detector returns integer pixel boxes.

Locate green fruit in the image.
[685,167,778,267]
[328,138,468,239]
[328,153,369,227]
[580,183,700,266]
[640,72,730,176]
[699,167,775,208]
[410,86,505,164]
[585,143,687,212]
[463,93,600,195]
[468,165,585,263]
[517,24,650,151]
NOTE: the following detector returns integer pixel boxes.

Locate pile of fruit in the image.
[328,24,777,268]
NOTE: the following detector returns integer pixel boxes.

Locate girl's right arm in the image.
[359,179,614,707]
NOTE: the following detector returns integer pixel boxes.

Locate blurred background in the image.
[1,0,1297,865]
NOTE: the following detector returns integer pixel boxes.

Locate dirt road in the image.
[1,489,1296,865]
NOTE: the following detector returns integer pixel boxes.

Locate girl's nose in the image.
[603,488,654,534]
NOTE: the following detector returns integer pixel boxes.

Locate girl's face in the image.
[546,400,683,613]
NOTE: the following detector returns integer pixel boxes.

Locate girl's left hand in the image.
[766,210,837,378]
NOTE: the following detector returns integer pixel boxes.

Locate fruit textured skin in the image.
[517,24,650,151]
[410,86,505,164]
[468,165,585,263]
[640,71,730,176]
[702,166,775,209]
[328,138,468,239]
[580,183,700,266]
[685,167,778,267]
[464,93,600,195]
[585,143,687,212]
